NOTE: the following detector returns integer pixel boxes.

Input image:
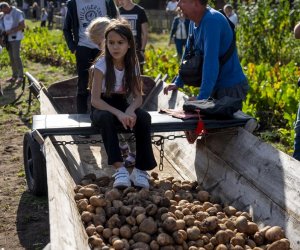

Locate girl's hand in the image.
[117,112,135,130]
[125,109,137,129]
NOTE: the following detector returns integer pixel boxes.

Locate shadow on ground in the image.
[16,191,50,250]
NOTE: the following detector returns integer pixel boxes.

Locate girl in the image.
[90,19,157,189]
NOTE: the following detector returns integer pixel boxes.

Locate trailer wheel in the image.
[23,132,47,196]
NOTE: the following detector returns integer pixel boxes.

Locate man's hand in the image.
[163,84,178,95]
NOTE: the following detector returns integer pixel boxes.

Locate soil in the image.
[0,63,74,250]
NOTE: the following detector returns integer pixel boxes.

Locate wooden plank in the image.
[44,137,89,250]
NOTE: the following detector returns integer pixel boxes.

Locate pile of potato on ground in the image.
[74,172,290,250]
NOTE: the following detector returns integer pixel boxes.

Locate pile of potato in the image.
[74,172,290,250]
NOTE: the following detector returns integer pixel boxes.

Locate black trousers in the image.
[91,94,157,170]
[76,46,100,114]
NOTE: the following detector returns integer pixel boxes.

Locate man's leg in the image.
[10,40,23,79]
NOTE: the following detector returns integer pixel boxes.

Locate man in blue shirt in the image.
[164,0,248,110]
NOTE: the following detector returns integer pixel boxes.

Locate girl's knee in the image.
[92,110,113,127]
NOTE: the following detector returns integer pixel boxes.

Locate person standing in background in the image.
[47,1,54,28]
[40,8,48,27]
[22,0,29,18]
[0,2,25,84]
[63,0,118,114]
[118,0,148,74]
[60,2,67,27]
[223,3,238,27]
[169,7,189,59]
[32,2,39,21]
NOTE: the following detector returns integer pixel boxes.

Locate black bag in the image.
[178,12,236,87]
[178,36,203,87]
[182,96,241,119]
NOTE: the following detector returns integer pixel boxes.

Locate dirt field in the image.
[0,63,73,250]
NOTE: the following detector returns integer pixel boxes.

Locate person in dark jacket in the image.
[169,8,190,59]
[63,0,118,114]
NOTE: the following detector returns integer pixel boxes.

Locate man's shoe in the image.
[130,168,149,189]
[113,166,131,188]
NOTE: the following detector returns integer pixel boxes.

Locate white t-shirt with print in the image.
[94,57,125,93]
[76,0,107,48]
[3,10,24,41]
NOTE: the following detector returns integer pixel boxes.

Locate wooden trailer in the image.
[23,72,300,249]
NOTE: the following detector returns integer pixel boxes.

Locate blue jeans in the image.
[174,38,187,59]
[293,103,300,160]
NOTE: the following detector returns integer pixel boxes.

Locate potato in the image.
[150,240,160,250]
[230,235,245,247]
[197,191,210,202]
[202,216,218,232]
[112,239,124,250]
[88,235,103,247]
[136,213,147,225]
[119,225,132,239]
[77,199,88,212]
[157,233,175,246]
[215,230,230,245]
[265,226,285,242]
[78,187,95,198]
[183,215,195,227]
[86,224,96,236]
[139,217,158,234]
[223,206,237,216]
[215,244,228,250]
[235,216,248,233]
[81,211,93,223]
[267,238,290,250]
[187,226,201,241]
[163,217,177,232]
[133,232,152,243]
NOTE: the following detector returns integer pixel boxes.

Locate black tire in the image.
[23,132,47,196]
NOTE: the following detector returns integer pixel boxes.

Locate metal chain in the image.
[52,133,187,171]
[52,133,187,146]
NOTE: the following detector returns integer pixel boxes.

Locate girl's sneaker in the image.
[130,168,150,189]
[113,166,131,188]
[124,153,136,168]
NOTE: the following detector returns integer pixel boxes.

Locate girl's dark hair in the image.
[102,18,142,97]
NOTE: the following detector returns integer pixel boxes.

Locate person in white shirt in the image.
[223,3,238,26]
[0,2,25,84]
